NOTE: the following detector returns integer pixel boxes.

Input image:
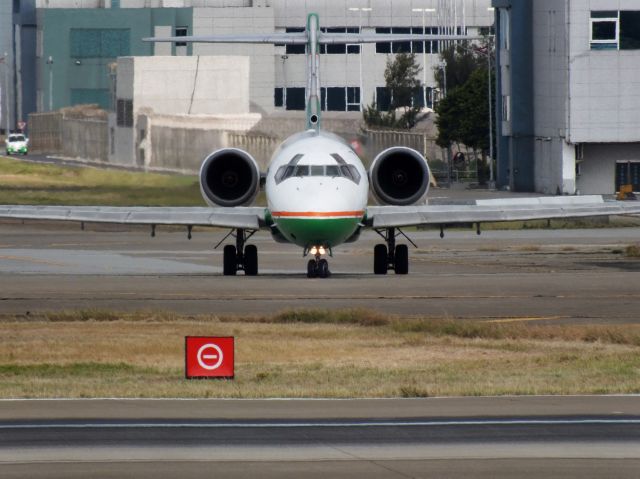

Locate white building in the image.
[494,0,640,194]
[35,0,494,116]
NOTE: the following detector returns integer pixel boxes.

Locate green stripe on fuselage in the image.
[275,217,361,248]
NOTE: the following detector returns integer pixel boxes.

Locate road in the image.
[1,396,639,478]
[1,221,640,322]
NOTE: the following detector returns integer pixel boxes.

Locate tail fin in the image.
[144,13,482,132]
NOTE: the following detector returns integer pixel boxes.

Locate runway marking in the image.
[2,418,640,429]
[487,316,569,323]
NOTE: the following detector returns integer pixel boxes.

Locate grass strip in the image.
[1,309,639,398]
[0,156,203,206]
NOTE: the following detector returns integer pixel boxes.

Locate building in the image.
[33,0,494,117]
[1,1,15,134]
[493,0,640,195]
[1,0,37,134]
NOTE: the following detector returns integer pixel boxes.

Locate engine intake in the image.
[369,147,430,206]
[199,148,261,207]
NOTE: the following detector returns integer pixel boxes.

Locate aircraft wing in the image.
[0,205,266,229]
[365,196,640,228]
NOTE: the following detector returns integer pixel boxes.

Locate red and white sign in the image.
[185,336,234,379]
[17,121,26,131]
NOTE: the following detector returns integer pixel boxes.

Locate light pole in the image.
[441,59,447,98]
[2,52,9,136]
[411,8,435,108]
[348,7,372,110]
[46,56,54,111]
[486,40,494,188]
[473,40,495,188]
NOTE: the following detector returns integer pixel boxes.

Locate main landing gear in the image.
[217,228,258,276]
[373,227,415,275]
[306,246,330,278]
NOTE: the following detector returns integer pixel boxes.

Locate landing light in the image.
[318,246,326,255]
[309,246,326,256]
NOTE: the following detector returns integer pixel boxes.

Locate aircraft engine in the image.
[199,148,261,207]
[368,147,430,206]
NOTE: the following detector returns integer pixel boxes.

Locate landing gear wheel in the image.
[307,259,318,278]
[223,244,237,276]
[244,244,258,276]
[374,244,388,275]
[394,244,409,275]
[317,259,330,278]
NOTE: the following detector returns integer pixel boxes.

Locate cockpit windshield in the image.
[275,163,361,184]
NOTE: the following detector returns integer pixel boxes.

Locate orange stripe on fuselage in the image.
[271,211,365,218]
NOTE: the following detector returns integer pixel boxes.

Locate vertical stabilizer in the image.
[305,13,321,132]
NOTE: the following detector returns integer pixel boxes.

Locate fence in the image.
[28,109,108,162]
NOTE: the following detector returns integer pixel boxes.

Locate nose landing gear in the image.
[306,246,330,278]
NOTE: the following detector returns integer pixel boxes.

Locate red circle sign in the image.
[185,337,234,379]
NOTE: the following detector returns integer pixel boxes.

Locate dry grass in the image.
[625,244,640,258]
[1,309,639,398]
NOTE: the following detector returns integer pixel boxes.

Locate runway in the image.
[1,397,639,478]
[1,220,640,322]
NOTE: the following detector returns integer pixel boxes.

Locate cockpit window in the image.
[274,156,361,185]
[294,165,309,176]
[326,165,340,177]
[311,165,324,176]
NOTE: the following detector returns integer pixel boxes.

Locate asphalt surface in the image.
[1,220,640,322]
[3,200,640,476]
[1,397,639,478]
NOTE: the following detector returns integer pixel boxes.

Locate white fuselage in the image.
[264,130,369,248]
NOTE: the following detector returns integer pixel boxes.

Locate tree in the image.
[434,38,495,153]
[363,52,423,130]
[435,67,495,153]
[433,42,484,93]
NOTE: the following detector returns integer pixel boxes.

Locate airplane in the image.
[2,13,640,278]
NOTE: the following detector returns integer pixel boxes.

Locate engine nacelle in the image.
[369,147,430,206]
[199,148,261,207]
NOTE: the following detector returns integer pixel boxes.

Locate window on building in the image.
[590,11,619,49]
[274,87,284,107]
[502,94,510,122]
[347,87,360,111]
[620,11,640,49]
[71,29,130,58]
[111,0,120,8]
[285,87,305,110]
[318,27,359,54]
[479,26,495,36]
[376,28,391,53]
[616,161,640,192]
[324,87,346,111]
[116,99,133,127]
[499,9,510,51]
[375,27,439,54]
[376,87,391,111]
[276,87,361,111]
[175,27,188,47]
[283,27,305,54]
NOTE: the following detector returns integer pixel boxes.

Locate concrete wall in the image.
[27,111,63,152]
[568,0,640,144]
[127,55,250,115]
[28,108,107,161]
[578,143,640,195]
[61,117,108,161]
